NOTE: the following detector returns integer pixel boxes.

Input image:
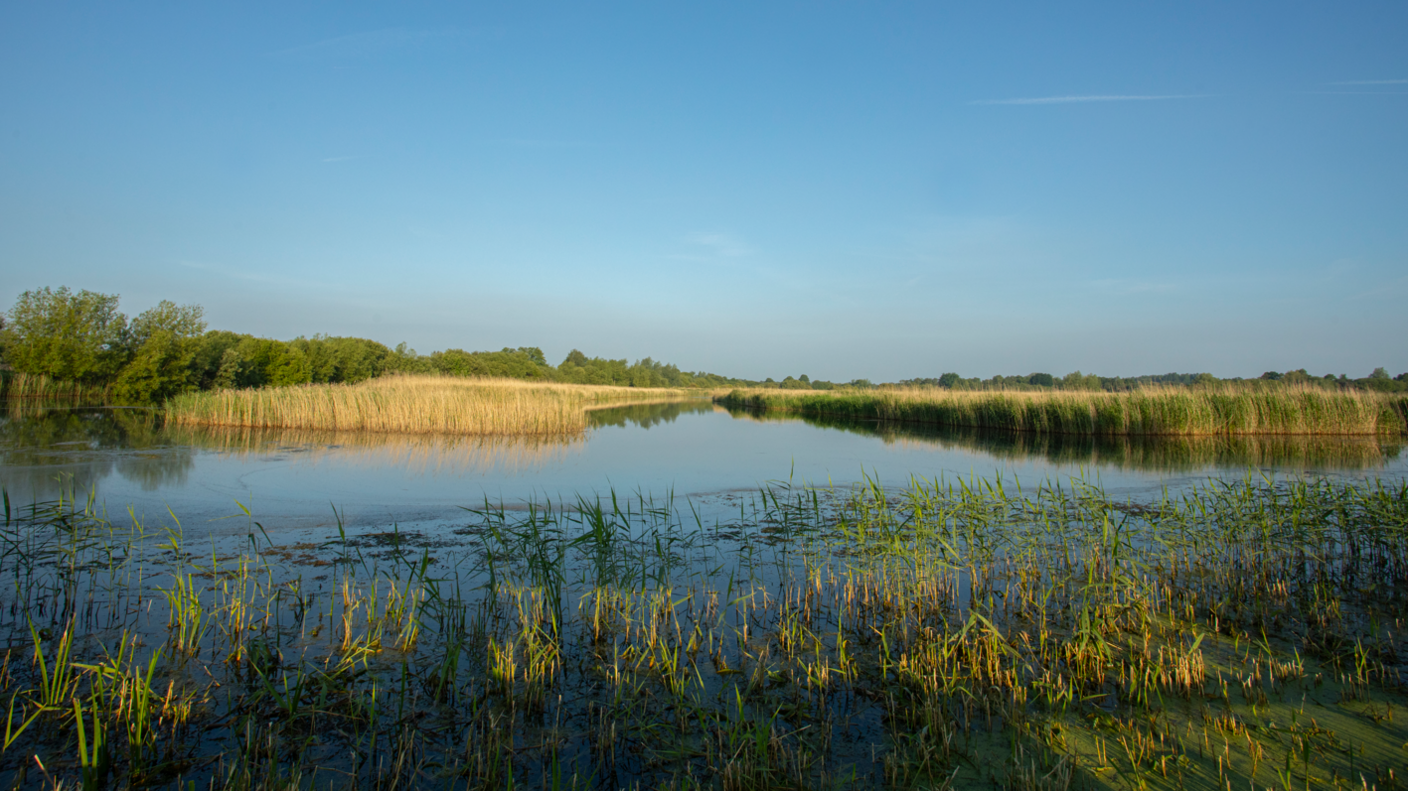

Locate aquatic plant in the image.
[164,375,703,436]
[721,384,1408,436]
[0,471,1406,788]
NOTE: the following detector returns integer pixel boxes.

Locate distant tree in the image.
[938,372,960,388]
[1260,371,1283,381]
[1059,371,1100,391]
[1027,372,1054,388]
[2,286,128,384]
[799,374,810,383]
[512,347,548,366]
[1370,367,1390,380]
[1193,372,1217,386]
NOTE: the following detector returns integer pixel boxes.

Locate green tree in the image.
[2,287,128,384]
[112,301,207,403]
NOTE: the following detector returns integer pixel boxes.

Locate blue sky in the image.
[2,2,1405,381]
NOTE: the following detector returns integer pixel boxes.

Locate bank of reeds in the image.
[730,407,1405,470]
[0,371,108,401]
[720,384,1408,436]
[165,375,700,436]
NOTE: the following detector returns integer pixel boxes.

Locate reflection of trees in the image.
[164,425,584,475]
[726,407,1401,472]
[0,402,195,500]
[588,400,719,430]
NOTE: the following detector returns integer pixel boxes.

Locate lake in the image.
[4,397,1408,789]
[3,397,1404,539]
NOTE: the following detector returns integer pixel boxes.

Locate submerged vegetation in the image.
[1,472,1406,788]
[720,386,1408,437]
[164,376,702,436]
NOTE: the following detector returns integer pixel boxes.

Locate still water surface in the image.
[2,398,1404,539]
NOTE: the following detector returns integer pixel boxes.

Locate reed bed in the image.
[0,372,108,402]
[165,375,700,436]
[1,472,1407,789]
[720,385,1408,436]
[730,407,1405,471]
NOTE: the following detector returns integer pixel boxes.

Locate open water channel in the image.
[3,397,1405,540]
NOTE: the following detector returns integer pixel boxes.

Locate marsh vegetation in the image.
[164,377,705,436]
[720,386,1408,438]
[0,469,1406,789]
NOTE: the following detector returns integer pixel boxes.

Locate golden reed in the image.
[165,375,700,436]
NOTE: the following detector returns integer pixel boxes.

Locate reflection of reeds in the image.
[721,385,1408,436]
[730,408,1402,471]
[164,424,584,475]
[166,376,696,436]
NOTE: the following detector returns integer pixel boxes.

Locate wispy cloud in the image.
[178,260,280,284]
[668,233,756,264]
[972,94,1206,106]
[686,233,753,258]
[1090,278,1176,296]
[177,260,334,291]
[267,28,465,61]
[483,138,590,149]
[1328,78,1408,86]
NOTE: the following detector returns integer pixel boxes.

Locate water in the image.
[2,398,1404,540]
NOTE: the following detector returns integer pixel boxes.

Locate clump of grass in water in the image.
[165,374,704,436]
[720,384,1408,437]
[1,472,1407,789]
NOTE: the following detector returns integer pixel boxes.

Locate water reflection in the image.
[587,399,717,430]
[0,401,195,499]
[726,408,1404,472]
[166,425,584,475]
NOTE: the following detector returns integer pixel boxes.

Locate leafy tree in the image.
[1370,367,1390,380]
[114,331,191,403]
[2,287,128,384]
[938,372,960,388]
[112,301,207,402]
[1027,373,1054,388]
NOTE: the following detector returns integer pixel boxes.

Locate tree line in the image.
[898,367,1408,393]
[0,287,769,402]
[3,287,1402,402]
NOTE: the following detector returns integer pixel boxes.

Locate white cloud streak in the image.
[972,94,1206,106]
[267,28,464,61]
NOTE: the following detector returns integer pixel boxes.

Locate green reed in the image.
[720,385,1408,437]
[0,471,1406,789]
